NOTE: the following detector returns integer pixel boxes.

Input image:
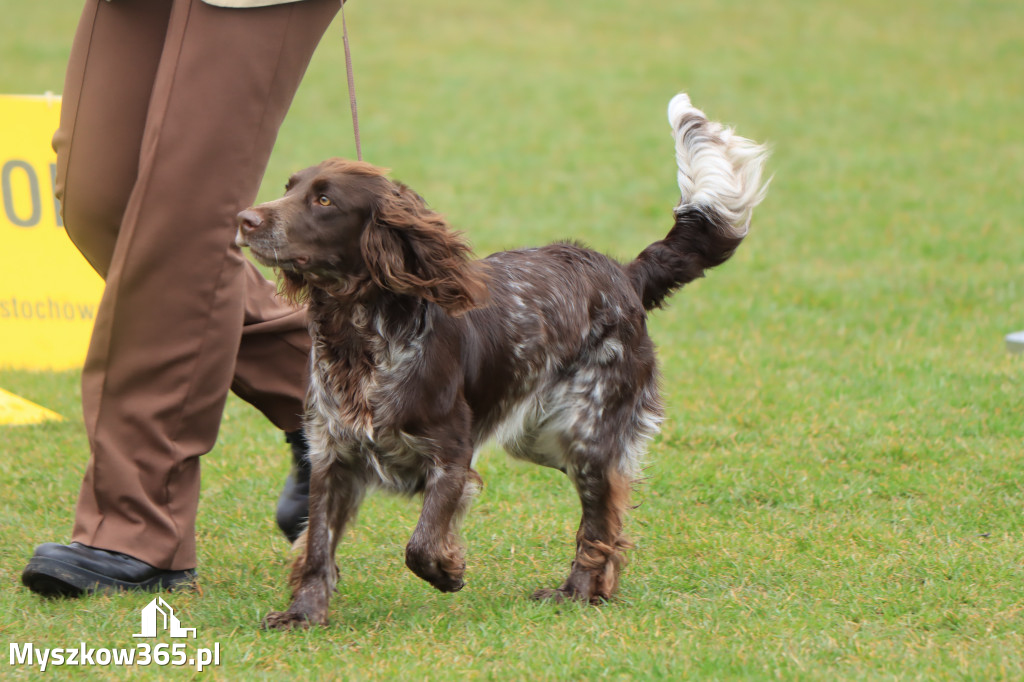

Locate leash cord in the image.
[340,0,362,161]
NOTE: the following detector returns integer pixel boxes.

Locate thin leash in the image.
[339,0,362,161]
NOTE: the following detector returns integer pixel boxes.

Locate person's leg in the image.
[52,0,172,278]
[232,265,310,433]
[54,0,313,434]
[60,0,336,571]
[21,0,200,598]
[233,266,313,542]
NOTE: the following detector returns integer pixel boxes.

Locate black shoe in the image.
[276,430,311,543]
[21,542,197,598]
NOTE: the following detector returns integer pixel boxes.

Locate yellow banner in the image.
[0,94,103,370]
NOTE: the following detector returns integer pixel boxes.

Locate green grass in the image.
[2,0,1023,679]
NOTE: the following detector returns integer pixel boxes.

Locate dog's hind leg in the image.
[405,464,482,593]
[263,459,366,629]
[530,357,660,605]
[532,461,635,605]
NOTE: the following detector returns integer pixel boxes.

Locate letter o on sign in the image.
[2,159,42,228]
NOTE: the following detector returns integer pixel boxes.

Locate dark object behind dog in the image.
[238,94,768,628]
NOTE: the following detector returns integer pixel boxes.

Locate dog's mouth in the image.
[242,238,311,272]
[274,255,311,271]
[239,228,356,285]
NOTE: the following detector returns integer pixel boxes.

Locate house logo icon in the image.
[132,597,196,639]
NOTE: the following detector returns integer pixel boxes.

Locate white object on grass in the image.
[1006,331,1024,354]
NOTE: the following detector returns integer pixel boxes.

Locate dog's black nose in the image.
[237,209,264,234]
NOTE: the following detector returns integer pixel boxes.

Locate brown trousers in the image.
[53,0,339,570]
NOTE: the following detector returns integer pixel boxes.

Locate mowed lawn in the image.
[1,1,1022,679]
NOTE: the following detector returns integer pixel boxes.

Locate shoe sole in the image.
[22,557,197,598]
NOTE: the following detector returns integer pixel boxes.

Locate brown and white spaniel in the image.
[238,94,769,628]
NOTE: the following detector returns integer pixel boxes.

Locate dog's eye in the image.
[316,195,332,207]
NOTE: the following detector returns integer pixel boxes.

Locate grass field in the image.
[2,0,1023,679]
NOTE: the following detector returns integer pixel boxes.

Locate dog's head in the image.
[237,158,488,314]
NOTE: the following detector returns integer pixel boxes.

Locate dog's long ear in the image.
[361,181,489,315]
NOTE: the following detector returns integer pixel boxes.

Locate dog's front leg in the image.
[264,459,365,629]
[405,464,482,593]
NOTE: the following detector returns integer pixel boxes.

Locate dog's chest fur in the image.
[304,293,451,493]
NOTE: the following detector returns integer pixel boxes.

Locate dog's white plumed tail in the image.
[627,94,769,311]
[667,93,769,238]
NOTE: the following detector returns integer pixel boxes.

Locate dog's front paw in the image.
[431,570,466,593]
[407,558,466,593]
[405,543,466,593]
[262,610,321,630]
